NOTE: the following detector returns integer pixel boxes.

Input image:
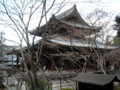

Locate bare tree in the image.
[86,8,117,73]
[0,0,69,89]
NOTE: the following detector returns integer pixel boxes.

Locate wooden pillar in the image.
[12,54,13,67]
[16,55,19,68]
[60,78,62,90]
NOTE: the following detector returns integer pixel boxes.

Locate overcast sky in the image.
[1,0,120,45]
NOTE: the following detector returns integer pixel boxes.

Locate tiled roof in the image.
[55,5,89,26]
[29,5,100,36]
[72,73,120,86]
[47,36,117,49]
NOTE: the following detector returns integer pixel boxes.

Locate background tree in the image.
[114,15,120,44]
[86,8,114,73]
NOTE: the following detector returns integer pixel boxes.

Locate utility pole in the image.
[0,31,5,59]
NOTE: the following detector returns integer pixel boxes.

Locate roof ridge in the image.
[55,5,90,26]
[55,4,76,20]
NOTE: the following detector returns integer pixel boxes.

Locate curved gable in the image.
[56,5,89,26]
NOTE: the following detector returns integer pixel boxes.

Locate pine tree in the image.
[115,15,120,35]
[114,15,120,44]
